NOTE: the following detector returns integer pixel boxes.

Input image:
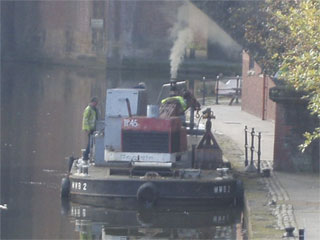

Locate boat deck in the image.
[70,163,231,182]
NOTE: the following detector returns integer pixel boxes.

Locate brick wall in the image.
[273,102,319,172]
[241,51,276,120]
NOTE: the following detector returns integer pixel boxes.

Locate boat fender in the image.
[61,177,70,199]
[235,180,244,207]
[67,156,75,173]
[136,182,158,208]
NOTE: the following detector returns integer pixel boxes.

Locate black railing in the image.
[244,126,262,173]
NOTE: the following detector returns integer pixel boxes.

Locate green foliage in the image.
[216,0,320,149]
[275,0,320,150]
[195,0,320,148]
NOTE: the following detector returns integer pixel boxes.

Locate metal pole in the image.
[250,128,255,166]
[257,132,261,173]
[215,75,219,104]
[202,76,206,105]
[191,144,196,168]
[189,79,195,130]
[244,126,248,166]
[245,127,257,172]
[125,98,132,117]
[299,229,304,240]
[236,75,240,104]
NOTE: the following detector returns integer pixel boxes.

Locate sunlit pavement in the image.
[205,101,320,239]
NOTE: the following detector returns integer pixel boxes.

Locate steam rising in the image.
[170,28,193,79]
[169,3,193,79]
[169,1,241,79]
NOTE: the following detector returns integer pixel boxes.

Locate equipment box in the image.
[105,89,147,117]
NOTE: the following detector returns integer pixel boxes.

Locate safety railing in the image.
[244,126,262,173]
[195,74,242,106]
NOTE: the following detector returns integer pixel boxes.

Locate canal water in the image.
[1,62,244,239]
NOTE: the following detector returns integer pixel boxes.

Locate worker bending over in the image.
[159,90,200,120]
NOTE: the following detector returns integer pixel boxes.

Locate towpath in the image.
[204,101,320,239]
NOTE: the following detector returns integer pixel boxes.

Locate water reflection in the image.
[63,202,243,240]
[0,62,168,239]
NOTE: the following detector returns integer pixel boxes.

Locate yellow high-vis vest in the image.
[82,106,97,131]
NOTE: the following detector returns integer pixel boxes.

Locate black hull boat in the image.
[61,83,244,209]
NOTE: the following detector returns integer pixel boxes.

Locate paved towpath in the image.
[205,101,320,239]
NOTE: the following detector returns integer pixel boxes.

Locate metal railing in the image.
[244,126,262,173]
[215,74,241,105]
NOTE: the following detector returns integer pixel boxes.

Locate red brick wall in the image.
[273,104,294,170]
[241,51,276,120]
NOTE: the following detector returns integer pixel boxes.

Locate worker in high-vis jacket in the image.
[82,97,99,161]
[160,95,187,117]
[159,90,200,119]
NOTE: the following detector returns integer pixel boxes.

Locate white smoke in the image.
[169,1,241,79]
[170,28,193,79]
[169,3,194,79]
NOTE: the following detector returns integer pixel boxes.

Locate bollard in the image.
[284,227,295,237]
[244,126,248,166]
[299,229,304,240]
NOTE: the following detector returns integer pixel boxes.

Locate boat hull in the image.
[68,168,241,209]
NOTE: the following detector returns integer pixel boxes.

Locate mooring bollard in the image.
[284,227,295,237]
[299,229,304,240]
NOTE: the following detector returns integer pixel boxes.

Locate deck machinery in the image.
[61,83,243,209]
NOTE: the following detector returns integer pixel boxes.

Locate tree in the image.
[195,0,319,148]
[275,0,320,150]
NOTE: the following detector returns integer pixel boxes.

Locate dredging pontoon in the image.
[61,81,243,209]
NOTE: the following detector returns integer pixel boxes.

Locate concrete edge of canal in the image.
[215,133,284,240]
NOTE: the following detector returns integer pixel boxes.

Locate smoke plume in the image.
[169,1,241,79]
[169,3,194,79]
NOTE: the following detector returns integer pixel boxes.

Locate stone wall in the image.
[2,1,108,66]
[241,51,276,120]
[1,1,175,67]
[2,1,241,73]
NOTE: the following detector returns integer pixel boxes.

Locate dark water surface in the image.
[1,62,243,239]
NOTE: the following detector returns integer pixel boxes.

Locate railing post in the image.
[189,79,195,130]
[257,132,261,173]
[250,128,255,166]
[202,76,206,105]
[245,127,257,172]
[236,75,240,104]
[244,126,248,166]
[215,75,220,104]
[192,144,196,168]
[299,229,305,240]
